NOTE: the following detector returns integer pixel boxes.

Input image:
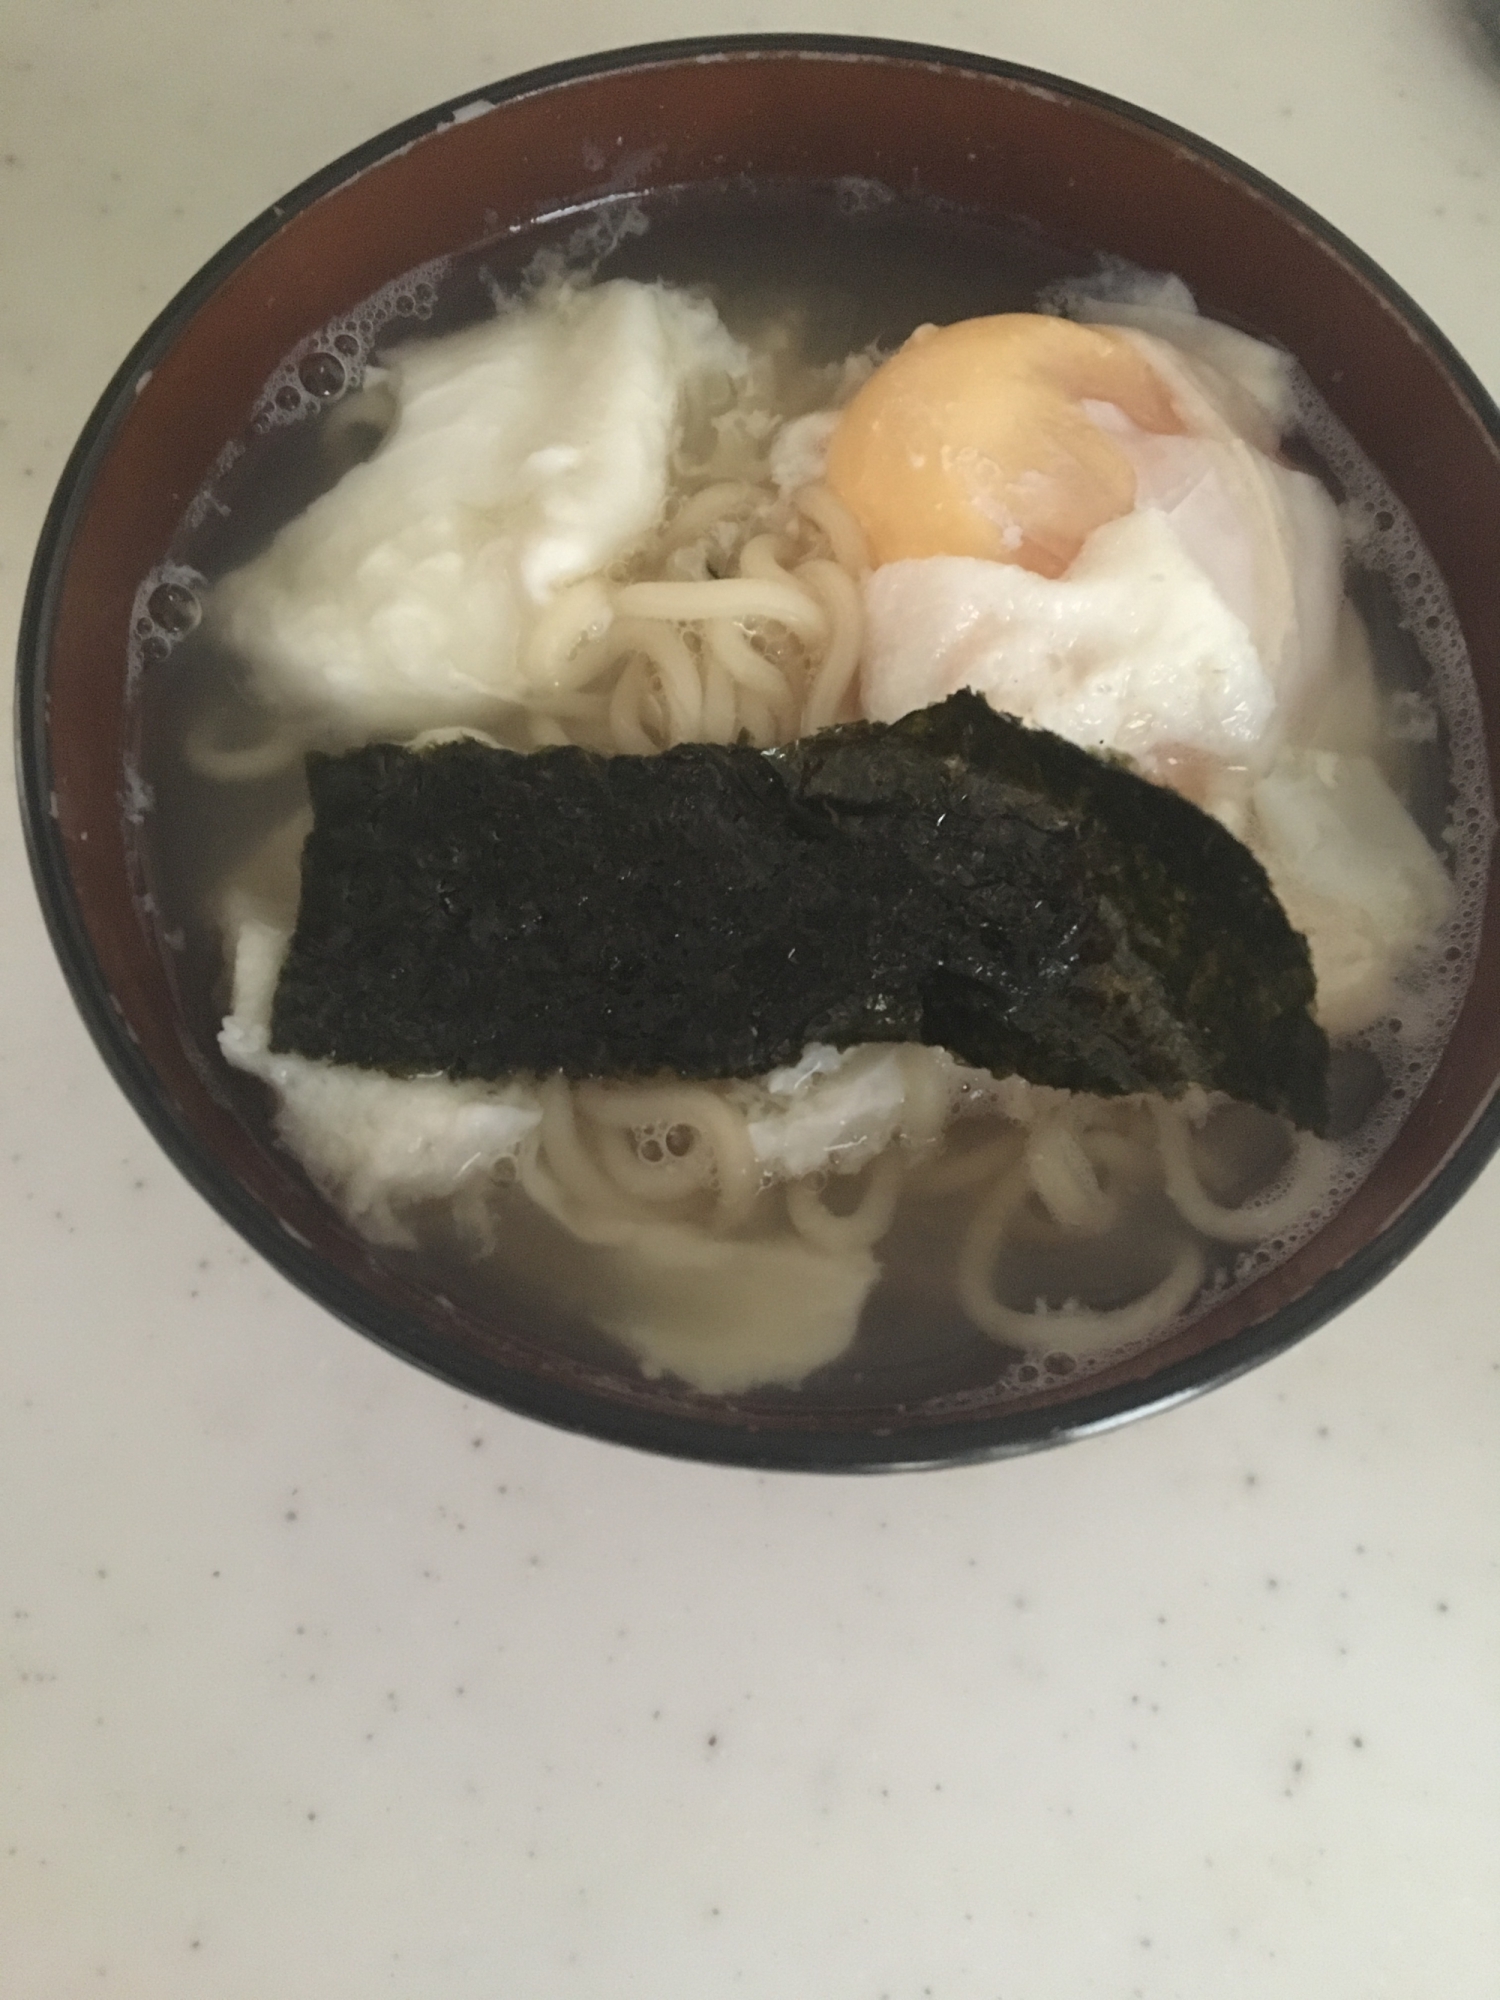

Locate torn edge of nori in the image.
[269,691,1330,1131]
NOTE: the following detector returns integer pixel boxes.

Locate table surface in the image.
[4,3,1499,1995]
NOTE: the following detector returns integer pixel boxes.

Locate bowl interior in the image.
[22,38,1500,1467]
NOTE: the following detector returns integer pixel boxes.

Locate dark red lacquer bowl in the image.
[17,37,1500,1468]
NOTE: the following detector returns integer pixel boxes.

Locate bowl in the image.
[17,34,1500,1470]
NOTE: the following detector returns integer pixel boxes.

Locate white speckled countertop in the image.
[4,3,1499,1994]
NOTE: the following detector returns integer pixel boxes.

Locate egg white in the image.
[212,279,751,737]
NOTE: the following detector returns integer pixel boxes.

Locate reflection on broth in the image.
[131,186,1489,1400]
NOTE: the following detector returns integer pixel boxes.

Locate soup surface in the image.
[130,184,1489,1402]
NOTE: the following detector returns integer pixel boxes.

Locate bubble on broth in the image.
[832,176,897,215]
[248,255,449,434]
[126,560,208,694]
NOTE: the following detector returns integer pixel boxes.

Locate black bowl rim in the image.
[16,30,1500,1472]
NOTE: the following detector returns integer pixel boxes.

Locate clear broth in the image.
[130,183,1482,1407]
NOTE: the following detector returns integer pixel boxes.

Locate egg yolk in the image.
[824,314,1185,578]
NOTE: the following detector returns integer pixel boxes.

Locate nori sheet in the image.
[270,693,1329,1130]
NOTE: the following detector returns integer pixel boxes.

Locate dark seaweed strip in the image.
[270,692,1328,1130]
